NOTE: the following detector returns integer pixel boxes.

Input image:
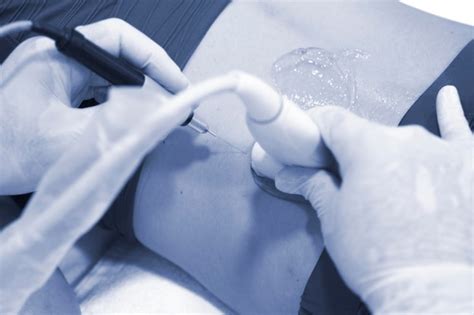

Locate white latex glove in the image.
[275,86,473,313]
[0,18,188,195]
[0,83,194,313]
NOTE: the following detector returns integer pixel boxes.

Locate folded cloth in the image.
[75,239,233,314]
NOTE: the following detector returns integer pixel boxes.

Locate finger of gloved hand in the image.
[0,85,191,313]
[308,106,378,175]
[76,18,189,93]
[77,76,177,136]
[275,166,339,216]
[25,86,188,220]
[436,85,472,141]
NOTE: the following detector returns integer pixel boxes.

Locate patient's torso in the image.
[133,1,472,311]
[134,1,472,248]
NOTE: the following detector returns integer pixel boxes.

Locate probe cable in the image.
[0,20,246,152]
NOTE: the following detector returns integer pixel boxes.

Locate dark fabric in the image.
[299,39,473,314]
[2,0,230,241]
[300,250,368,315]
[0,0,230,69]
[399,40,474,132]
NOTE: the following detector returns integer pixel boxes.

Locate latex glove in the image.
[275,86,473,313]
[0,18,188,195]
[0,82,194,313]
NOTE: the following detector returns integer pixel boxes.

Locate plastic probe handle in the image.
[56,28,145,86]
[32,24,194,124]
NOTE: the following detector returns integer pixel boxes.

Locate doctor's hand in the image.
[275,86,473,313]
[0,83,192,313]
[0,18,188,195]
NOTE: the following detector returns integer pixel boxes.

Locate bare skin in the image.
[133,1,472,313]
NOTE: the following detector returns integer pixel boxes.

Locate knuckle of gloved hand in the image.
[78,18,128,48]
[400,125,430,140]
[99,18,133,40]
[305,171,335,203]
[15,37,55,57]
[80,17,128,33]
[104,17,128,30]
[312,106,378,150]
[390,125,434,153]
[309,105,346,127]
[275,167,314,195]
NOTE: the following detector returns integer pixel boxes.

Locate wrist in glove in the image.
[362,264,473,314]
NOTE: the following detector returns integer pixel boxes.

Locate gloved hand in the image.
[0,18,188,195]
[0,82,194,313]
[275,86,473,313]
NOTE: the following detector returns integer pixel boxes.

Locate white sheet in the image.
[74,239,233,314]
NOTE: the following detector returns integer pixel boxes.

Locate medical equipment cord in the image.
[0,20,212,134]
